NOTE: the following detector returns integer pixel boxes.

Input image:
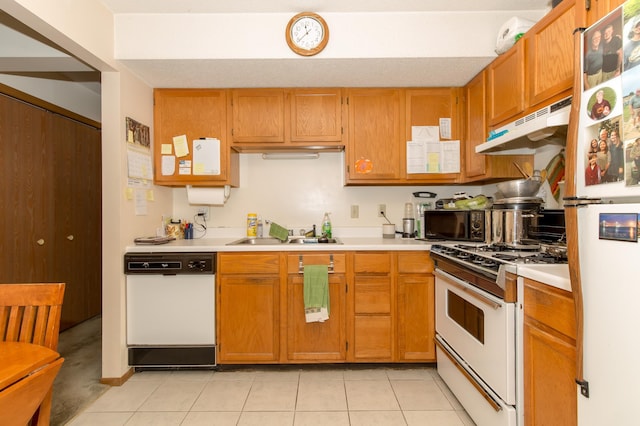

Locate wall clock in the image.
[285,12,329,56]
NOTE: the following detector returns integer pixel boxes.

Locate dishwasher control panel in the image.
[124,252,215,274]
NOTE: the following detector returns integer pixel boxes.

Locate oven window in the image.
[447,290,484,343]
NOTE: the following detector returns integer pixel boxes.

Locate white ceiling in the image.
[0,0,554,91]
[97,0,552,14]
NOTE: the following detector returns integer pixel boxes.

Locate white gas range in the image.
[430,243,567,426]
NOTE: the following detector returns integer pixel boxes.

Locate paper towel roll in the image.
[186,185,230,205]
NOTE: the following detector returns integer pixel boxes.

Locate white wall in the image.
[172,153,478,235]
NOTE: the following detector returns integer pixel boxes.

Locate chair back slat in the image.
[0,284,65,350]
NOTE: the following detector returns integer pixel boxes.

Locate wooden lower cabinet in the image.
[217,253,280,363]
[352,253,393,361]
[397,252,436,361]
[286,253,347,362]
[217,250,435,364]
[523,278,576,426]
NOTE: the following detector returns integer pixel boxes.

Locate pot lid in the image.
[492,197,544,210]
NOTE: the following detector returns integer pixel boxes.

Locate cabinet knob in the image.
[37,239,45,246]
[67,235,74,241]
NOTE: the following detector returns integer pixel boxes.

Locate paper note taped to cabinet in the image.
[193,138,221,175]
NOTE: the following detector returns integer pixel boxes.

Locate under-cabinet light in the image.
[261,152,320,160]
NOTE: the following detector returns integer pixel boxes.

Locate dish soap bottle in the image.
[322,212,332,239]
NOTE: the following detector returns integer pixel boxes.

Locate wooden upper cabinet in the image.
[527,0,576,108]
[463,71,534,182]
[464,71,488,179]
[153,89,238,187]
[487,42,526,127]
[290,89,343,143]
[585,0,625,27]
[229,88,344,150]
[345,88,403,183]
[403,88,460,184]
[230,89,286,144]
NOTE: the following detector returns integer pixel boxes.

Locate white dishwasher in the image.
[124,252,216,368]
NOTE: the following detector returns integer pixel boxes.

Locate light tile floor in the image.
[67,365,474,425]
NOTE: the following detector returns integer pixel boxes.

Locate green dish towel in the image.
[303,265,330,323]
[269,222,289,241]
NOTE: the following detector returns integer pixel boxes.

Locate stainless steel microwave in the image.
[423,209,488,242]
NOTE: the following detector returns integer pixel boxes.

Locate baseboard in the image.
[100,367,134,386]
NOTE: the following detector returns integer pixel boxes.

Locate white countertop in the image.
[125,236,434,253]
[125,234,571,292]
[516,264,571,292]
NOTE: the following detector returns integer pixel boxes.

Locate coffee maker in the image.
[412,191,436,238]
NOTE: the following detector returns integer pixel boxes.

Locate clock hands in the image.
[296,24,311,43]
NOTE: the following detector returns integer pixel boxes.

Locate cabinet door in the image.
[286,274,346,361]
[487,43,525,126]
[154,89,234,186]
[231,89,285,143]
[50,112,102,329]
[345,89,403,183]
[404,88,460,183]
[290,89,343,143]
[527,0,575,108]
[0,94,54,283]
[523,278,577,426]
[464,71,489,179]
[218,275,280,362]
[585,0,625,27]
[396,252,435,361]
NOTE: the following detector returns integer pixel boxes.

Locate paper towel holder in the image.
[186,185,231,205]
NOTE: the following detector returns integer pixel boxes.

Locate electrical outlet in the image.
[350,205,359,219]
[197,207,209,220]
[378,204,386,217]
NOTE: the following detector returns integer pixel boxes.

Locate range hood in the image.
[476,96,571,155]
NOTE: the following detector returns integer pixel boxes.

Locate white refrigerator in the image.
[570,2,640,424]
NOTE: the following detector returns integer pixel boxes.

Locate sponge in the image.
[269,222,289,241]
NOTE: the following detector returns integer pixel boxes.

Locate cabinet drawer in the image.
[354,253,391,273]
[287,253,346,274]
[524,278,576,340]
[354,276,391,314]
[397,252,433,273]
[218,253,280,274]
[354,316,393,360]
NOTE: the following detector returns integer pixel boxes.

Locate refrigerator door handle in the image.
[563,197,602,208]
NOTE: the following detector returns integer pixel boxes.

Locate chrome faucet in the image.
[299,225,316,238]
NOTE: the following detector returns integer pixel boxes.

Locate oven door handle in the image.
[434,269,501,310]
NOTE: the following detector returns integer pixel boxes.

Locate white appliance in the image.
[431,244,568,426]
[568,3,640,423]
[124,252,216,367]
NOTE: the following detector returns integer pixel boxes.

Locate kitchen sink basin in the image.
[227,237,342,245]
[227,237,287,245]
[287,237,342,244]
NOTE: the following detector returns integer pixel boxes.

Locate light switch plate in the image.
[350,205,359,219]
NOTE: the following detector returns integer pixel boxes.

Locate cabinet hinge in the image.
[576,378,590,398]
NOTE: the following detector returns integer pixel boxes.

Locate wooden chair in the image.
[0,283,65,426]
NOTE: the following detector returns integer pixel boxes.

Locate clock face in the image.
[291,17,324,50]
[286,12,329,56]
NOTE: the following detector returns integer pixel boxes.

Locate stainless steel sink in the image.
[287,237,342,244]
[226,237,287,245]
[227,237,342,245]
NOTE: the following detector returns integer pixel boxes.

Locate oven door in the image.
[435,269,516,404]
